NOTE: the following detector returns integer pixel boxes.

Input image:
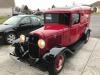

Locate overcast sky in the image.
[15,0,100,10]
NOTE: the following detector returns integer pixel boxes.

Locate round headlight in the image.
[19,34,26,43]
[38,39,45,49]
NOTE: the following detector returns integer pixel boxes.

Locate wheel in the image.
[5,32,17,44]
[55,52,66,73]
[46,53,66,75]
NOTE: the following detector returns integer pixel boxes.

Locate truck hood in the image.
[30,24,67,38]
[0,24,13,32]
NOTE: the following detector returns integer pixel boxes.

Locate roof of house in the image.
[0,0,15,8]
[90,1,100,7]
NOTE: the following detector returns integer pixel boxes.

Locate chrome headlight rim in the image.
[19,34,26,43]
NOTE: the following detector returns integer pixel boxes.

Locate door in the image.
[79,14,89,37]
[59,13,70,46]
[30,16,42,31]
[18,17,32,35]
[70,13,80,44]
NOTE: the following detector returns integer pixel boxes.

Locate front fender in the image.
[4,28,16,34]
[43,47,66,60]
[5,29,15,33]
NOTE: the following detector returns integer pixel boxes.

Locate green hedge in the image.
[92,12,100,15]
[0,16,8,24]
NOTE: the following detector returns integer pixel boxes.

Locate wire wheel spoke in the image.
[55,55,64,71]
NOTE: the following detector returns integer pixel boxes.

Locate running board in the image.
[67,39,85,54]
[66,48,75,55]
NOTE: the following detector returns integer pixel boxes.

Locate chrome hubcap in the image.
[7,34,16,44]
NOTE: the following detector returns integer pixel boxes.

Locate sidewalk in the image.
[0,37,100,75]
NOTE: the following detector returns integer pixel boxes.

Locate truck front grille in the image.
[28,35,39,58]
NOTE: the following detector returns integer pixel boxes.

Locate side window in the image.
[20,17,31,24]
[45,14,59,23]
[59,13,70,25]
[31,16,40,25]
[71,14,80,25]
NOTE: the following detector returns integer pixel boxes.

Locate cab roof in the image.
[17,15,36,17]
[45,6,91,13]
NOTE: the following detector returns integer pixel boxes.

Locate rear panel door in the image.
[79,13,89,37]
[70,13,80,44]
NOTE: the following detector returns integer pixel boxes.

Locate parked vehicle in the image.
[11,6,91,75]
[0,15,43,44]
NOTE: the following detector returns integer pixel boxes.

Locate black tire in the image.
[5,32,17,44]
[81,31,90,43]
[47,52,66,75]
[84,32,90,43]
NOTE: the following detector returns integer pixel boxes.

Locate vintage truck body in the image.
[11,6,91,75]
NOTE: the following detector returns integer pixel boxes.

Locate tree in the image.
[21,5,30,14]
[52,5,56,8]
[15,7,20,12]
[24,5,29,11]
[93,7,97,13]
[37,8,40,11]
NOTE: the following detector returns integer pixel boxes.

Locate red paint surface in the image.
[29,6,91,56]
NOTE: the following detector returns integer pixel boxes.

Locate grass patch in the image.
[92,13,100,15]
[0,16,9,24]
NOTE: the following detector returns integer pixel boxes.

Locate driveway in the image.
[0,38,100,75]
[90,15,100,38]
[0,15,100,75]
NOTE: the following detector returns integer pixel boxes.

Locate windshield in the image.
[45,14,59,23]
[3,16,21,25]
[44,13,70,24]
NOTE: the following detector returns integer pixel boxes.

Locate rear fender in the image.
[81,28,91,41]
[85,28,91,34]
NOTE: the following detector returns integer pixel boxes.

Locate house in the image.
[90,1,100,13]
[0,0,15,16]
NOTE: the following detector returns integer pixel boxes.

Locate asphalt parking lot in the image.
[0,15,100,75]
